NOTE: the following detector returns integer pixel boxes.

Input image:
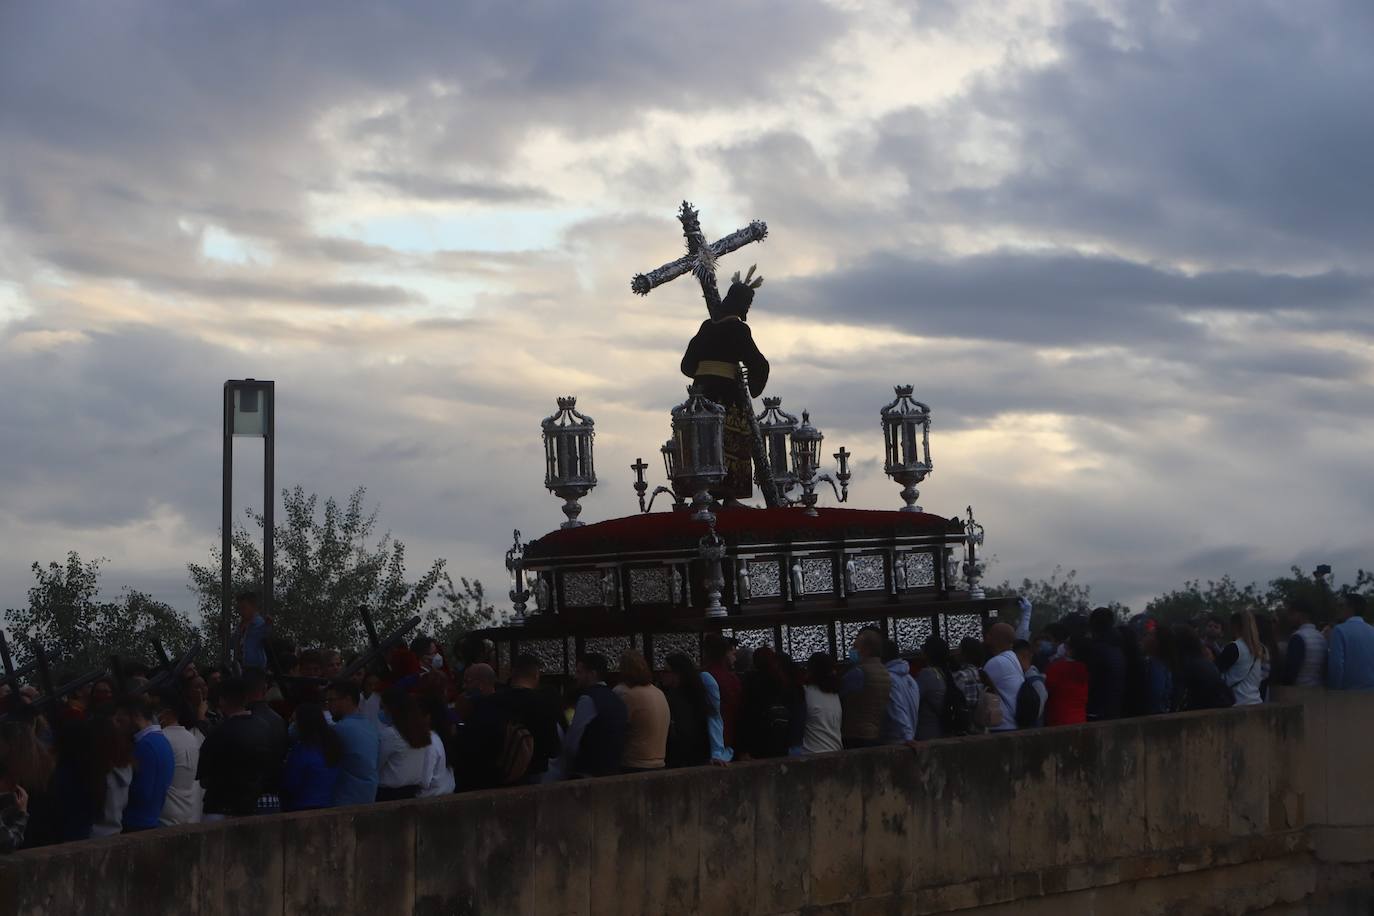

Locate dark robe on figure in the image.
[680,313,769,500]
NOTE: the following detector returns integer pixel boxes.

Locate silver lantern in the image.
[542,396,597,528]
[669,386,727,522]
[789,411,851,517]
[880,385,932,512]
[756,397,799,500]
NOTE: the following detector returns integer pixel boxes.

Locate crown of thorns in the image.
[730,264,764,290]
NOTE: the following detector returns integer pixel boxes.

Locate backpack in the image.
[1015,672,1044,728]
[940,669,974,736]
[497,721,534,785]
[974,686,1004,729]
[764,703,791,757]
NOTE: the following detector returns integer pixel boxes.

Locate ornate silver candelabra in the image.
[631,455,683,513]
[880,385,932,512]
[698,517,728,618]
[541,396,596,528]
[963,505,986,598]
[505,530,530,625]
[790,411,851,517]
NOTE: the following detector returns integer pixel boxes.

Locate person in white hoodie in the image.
[155,696,204,825]
[879,639,922,744]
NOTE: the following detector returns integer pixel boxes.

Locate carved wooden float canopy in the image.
[476,506,1013,678]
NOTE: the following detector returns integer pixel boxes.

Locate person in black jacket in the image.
[737,647,792,759]
[502,655,562,783]
[660,654,711,768]
[1086,607,1126,721]
[196,677,273,820]
[561,654,627,779]
[243,668,287,811]
[679,270,769,500]
[1172,626,1235,711]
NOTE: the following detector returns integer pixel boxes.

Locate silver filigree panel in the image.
[942,613,984,645]
[725,626,775,650]
[750,560,782,598]
[890,616,935,654]
[802,558,834,595]
[652,632,701,669]
[629,568,673,605]
[784,624,832,660]
[521,638,567,675]
[849,555,886,592]
[902,552,937,588]
[838,619,882,651]
[563,571,605,607]
[584,634,639,670]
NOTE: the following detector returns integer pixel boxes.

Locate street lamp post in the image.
[222,379,275,669]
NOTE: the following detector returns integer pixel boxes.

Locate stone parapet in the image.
[3,700,1370,915]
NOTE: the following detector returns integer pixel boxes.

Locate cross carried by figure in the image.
[631,201,767,321]
[632,202,781,507]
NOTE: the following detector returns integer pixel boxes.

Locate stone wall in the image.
[3,699,1370,915]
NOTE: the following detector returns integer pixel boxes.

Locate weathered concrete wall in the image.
[1,700,1366,916]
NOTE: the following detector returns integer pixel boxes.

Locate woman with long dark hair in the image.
[661,654,711,768]
[776,653,808,755]
[281,703,342,811]
[738,646,792,759]
[1118,624,1149,718]
[88,714,134,838]
[913,636,950,741]
[801,653,842,754]
[1142,624,1178,715]
[376,690,431,801]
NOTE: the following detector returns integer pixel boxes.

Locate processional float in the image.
[474,202,1011,679]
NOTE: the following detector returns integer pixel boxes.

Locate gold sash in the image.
[694,360,737,380]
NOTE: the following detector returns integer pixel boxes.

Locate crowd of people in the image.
[2,590,1373,854]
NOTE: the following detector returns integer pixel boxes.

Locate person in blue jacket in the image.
[281,704,341,811]
[116,697,174,833]
[326,681,379,806]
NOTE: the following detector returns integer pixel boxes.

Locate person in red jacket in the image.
[1044,636,1092,726]
[701,636,742,750]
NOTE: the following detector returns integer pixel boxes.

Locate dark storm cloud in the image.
[0,0,843,297]
[875,0,1374,268]
[775,249,1373,346]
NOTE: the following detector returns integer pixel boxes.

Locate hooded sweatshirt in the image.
[879,660,922,744]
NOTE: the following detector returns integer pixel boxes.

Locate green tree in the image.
[1144,575,1269,628]
[3,552,197,673]
[188,486,492,655]
[985,565,1125,633]
[423,575,497,652]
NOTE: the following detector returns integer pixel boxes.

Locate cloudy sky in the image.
[2,0,1372,622]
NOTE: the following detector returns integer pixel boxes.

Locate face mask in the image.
[430,656,444,670]
[1037,640,1054,656]
[847,648,862,664]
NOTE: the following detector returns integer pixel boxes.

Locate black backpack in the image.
[1014,672,1045,728]
[939,669,973,736]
